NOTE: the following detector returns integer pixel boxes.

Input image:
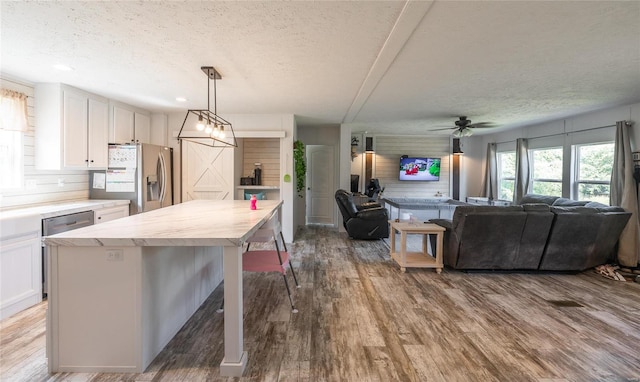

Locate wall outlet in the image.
[57,178,65,187]
[106,249,123,261]
[26,179,37,189]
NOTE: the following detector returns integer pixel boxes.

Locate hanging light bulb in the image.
[196,115,205,131]
[205,119,213,134]
[219,125,226,139]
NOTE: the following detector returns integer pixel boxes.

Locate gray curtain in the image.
[513,138,530,203]
[481,143,497,200]
[610,121,639,267]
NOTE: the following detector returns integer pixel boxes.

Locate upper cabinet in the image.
[109,103,151,144]
[35,84,109,170]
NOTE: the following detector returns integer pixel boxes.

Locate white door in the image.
[306,145,335,225]
[182,141,234,201]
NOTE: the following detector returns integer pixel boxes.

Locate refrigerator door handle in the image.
[158,151,166,204]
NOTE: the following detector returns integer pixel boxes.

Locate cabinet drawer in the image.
[94,205,129,224]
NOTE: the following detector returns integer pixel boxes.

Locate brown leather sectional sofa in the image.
[430,194,631,271]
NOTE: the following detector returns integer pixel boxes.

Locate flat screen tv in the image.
[399,157,440,181]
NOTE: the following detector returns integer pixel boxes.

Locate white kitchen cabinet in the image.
[110,103,151,144]
[35,84,109,170]
[0,217,42,320]
[134,113,151,144]
[150,114,168,146]
[94,205,129,224]
[111,105,135,144]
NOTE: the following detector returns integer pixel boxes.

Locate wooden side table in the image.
[388,221,445,273]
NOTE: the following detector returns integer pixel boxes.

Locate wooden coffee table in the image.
[388,220,446,273]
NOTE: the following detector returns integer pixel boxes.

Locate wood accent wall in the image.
[373,135,450,198]
[241,138,280,187]
[0,77,88,209]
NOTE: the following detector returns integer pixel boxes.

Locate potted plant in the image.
[293,140,306,197]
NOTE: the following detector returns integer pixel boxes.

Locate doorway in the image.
[305,145,335,225]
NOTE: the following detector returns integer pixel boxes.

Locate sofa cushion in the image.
[522,203,550,212]
[519,194,560,205]
[550,206,599,214]
[552,198,589,206]
[451,206,524,236]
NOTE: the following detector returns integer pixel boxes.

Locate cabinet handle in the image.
[90,160,94,163]
[85,159,89,163]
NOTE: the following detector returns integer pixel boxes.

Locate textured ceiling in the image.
[2,1,639,135]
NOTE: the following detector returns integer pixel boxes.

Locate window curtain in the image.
[0,89,28,132]
[513,138,530,203]
[610,120,639,267]
[481,143,497,199]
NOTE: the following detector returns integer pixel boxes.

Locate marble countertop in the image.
[0,199,130,221]
[44,199,283,248]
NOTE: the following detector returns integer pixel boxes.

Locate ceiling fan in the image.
[433,116,496,137]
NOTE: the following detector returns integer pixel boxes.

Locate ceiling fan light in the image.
[462,128,473,137]
[452,129,462,138]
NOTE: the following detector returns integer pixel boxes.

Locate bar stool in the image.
[217,211,300,313]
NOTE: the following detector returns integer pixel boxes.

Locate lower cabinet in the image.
[94,205,129,224]
[0,230,42,320]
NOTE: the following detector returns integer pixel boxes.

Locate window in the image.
[0,130,23,189]
[0,89,28,190]
[530,147,563,196]
[573,142,614,205]
[497,151,515,201]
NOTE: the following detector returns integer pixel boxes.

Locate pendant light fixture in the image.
[177,66,237,147]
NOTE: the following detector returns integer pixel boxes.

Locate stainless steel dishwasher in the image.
[42,210,94,298]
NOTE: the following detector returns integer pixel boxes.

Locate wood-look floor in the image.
[2,226,640,382]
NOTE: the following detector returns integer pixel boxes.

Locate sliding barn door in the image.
[182,141,234,201]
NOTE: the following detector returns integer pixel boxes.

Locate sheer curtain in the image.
[513,138,530,203]
[0,89,28,132]
[481,143,497,200]
[610,121,639,267]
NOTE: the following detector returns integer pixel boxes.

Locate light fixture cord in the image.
[207,71,211,115]
[213,72,217,115]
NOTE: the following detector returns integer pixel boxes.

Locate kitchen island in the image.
[44,199,283,376]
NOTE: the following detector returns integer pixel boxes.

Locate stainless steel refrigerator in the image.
[90,143,173,215]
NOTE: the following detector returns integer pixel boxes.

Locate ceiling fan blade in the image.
[429,127,455,131]
[468,122,497,129]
